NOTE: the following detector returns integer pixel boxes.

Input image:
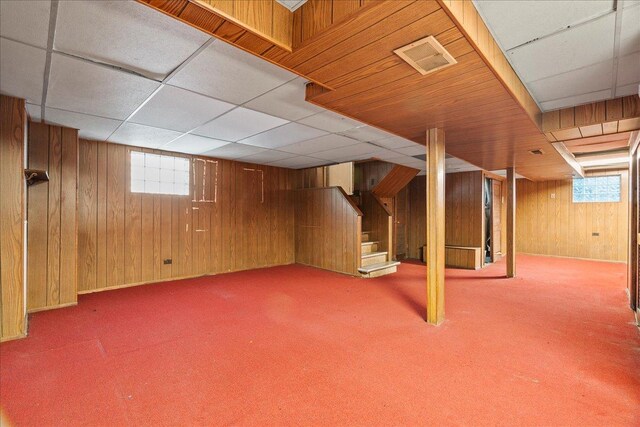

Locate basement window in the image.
[130,151,190,196]
[572,175,620,203]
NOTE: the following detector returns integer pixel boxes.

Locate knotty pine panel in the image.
[0,95,26,341]
[26,121,78,312]
[516,171,628,262]
[77,140,295,293]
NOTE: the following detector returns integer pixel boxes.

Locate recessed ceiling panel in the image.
[54,0,209,80]
[279,134,359,155]
[168,40,296,104]
[0,0,51,48]
[474,0,614,51]
[129,85,234,132]
[0,38,46,104]
[238,122,327,149]
[528,59,613,102]
[244,78,324,121]
[508,12,616,82]
[161,134,230,155]
[296,110,361,133]
[47,53,160,120]
[193,107,289,142]
[108,122,182,148]
[202,143,267,160]
[45,107,122,141]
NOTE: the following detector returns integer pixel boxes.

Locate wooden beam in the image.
[628,133,639,311]
[426,128,445,325]
[551,141,585,178]
[506,167,516,278]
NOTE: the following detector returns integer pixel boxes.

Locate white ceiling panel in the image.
[616,82,640,97]
[474,1,614,51]
[108,122,182,148]
[129,85,234,132]
[371,148,408,161]
[244,78,324,121]
[238,122,327,149]
[386,156,424,169]
[338,125,387,142]
[47,53,160,120]
[26,103,42,121]
[202,143,267,160]
[539,89,613,111]
[296,110,362,133]
[54,0,209,81]
[267,156,330,169]
[393,144,427,156]
[237,150,296,164]
[616,52,640,87]
[161,134,229,155]
[168,40,296,104]
[0,0,51,48]
[508,12,616,82]
[193,107,288,142]
[279,134,359,155]
[313,143,381,161]
[0,38,46,104]
[620,4,640,56]
[446,157,482,173]
[528,59,613,102]
[45,107,122,141]
[369,135,415,150]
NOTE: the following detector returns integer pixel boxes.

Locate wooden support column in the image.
[628,133,639,311]
[506,167,516,278]
[425,128,445,325]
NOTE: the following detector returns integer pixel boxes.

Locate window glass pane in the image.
[160,155,174,170]
[131,179,144,193]
[130,151,192,196]
[572,175,621,203]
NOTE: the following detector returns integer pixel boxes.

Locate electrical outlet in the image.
[592,232,599,237]
[163,259,172,265]
[550,193,556,199]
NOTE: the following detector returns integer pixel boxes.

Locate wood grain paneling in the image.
[445,171,484,248]
[360,191,393,260]
[426,128,445,325]
[371,164,419,198]
[26,121,78,312]
[77,140,295,293]
[0,95,26,341]
[294,186,362,275]
[407,175,426,260]
[516,171,629,262]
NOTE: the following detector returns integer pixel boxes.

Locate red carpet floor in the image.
[1,255,639,426]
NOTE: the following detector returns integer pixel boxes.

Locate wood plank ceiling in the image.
[139,0,578,180]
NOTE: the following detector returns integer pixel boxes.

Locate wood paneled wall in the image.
[294,187,361,275]
[27,122,78,312]
[354,160,394,192]
[0,95,26,341]
[407,175,426,259]
[293,0,367,47]
[77,140,295,293]
[516,170,629,262]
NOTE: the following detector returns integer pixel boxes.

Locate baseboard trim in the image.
[1,333,27,343]
[28,302,78,314]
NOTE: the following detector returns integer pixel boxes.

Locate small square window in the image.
[130,151,190,196]
[572,175,621,203]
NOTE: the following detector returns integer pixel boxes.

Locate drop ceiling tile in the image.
[26,103,41,121]
[0,38,46,104]
[162,134,230,155]
[47,53,160,120]
[617,52,640,87]
[168,40,296,104]
[386,156,424,169]
[193,107,288,142]
[620,4,640,56]
[267,156,330,169]
[296,110,362,132]
[129,85,234,132]
[279,134,360,155]
[393,144,427,156]
[238,122,327,149]
[244,78,324,121]
[370,135,416,150]
[313,143,381,161]
[370,148,408,161]
[539,89,613,111]
[108,123,182,148]
[237,150,296,164]
[446,157,482,172]
[508,13,616,82]
[45,107,122,141]
[616,82,640,97]
[528,59,613,102]
[338,126,387,142]
[54,1,209,80]
[0,0,51,48]
[202,143,267,160]
[474,0,614,51]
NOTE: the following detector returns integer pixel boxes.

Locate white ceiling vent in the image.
[275,0,308,12]
[393,36,457,76]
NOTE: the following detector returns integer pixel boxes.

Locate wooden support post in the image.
[628,141,638,311]
[506,167,516,278]
[425,128,445,325]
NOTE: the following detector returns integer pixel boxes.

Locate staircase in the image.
[358,230,400,278]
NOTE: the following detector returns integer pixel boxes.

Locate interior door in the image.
[491,179,503,261]
[395,187,408,259]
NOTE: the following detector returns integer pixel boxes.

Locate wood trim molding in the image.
[550,142,585,178]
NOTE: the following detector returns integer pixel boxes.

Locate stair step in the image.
[361,241,379,246]
[361,241,379,254]
[361,251,387,259]
[360,251,388,267]
[358,261,400,278]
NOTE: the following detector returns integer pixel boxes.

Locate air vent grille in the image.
[394,36,457,76]
[529,149,544,155]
